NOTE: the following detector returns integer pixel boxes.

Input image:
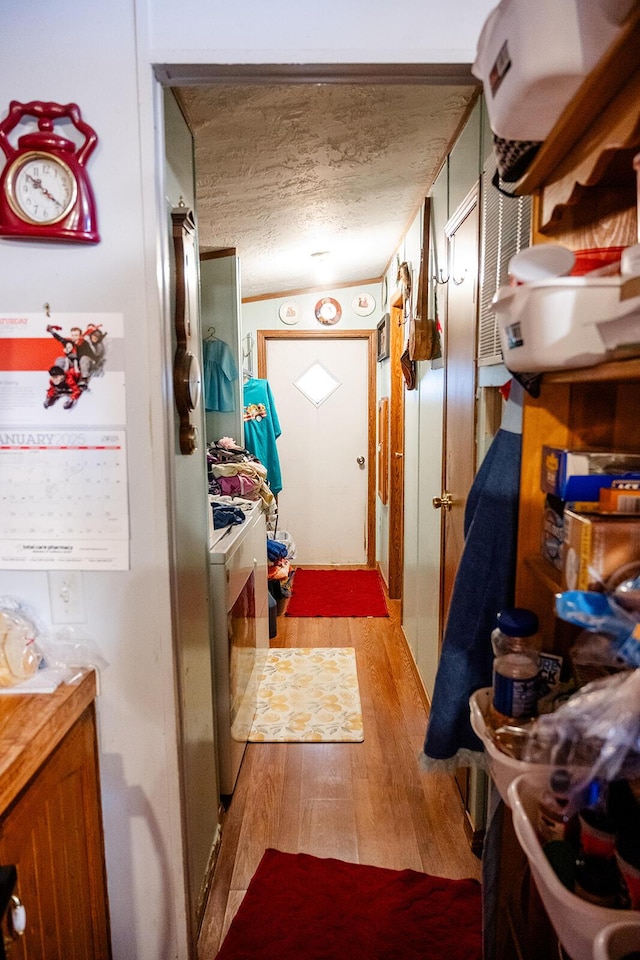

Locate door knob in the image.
[356,456,365,467]
[432,493,453,511]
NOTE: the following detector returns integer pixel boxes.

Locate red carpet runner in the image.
[214,849,482,960]
[284,568,389,617]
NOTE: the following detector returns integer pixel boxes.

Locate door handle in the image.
[394,452,403,458]
[356,456,365,467]
[432,493,453,511]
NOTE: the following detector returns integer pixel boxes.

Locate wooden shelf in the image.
[500,21,640,958]
[544,356,640,385]
[523,554,562,596]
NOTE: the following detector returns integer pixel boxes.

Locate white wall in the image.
[147,0,496,65]
[1,1,496,956]
[0,3,188,958]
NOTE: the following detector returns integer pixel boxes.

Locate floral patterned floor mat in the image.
[248,647,364,743]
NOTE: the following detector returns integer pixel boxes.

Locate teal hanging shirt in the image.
[202,338,238,412]
[243,378,283,495]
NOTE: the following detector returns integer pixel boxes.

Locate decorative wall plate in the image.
[352,292,376,317]
[314,297,341,326]
[278,301,301,325]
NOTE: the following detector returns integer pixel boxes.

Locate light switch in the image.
[48,572,86,623]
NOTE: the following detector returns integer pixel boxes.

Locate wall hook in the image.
[431,269,449,285]
[242,332,254,359]
[44,302,51,317]
[452,269,467,286]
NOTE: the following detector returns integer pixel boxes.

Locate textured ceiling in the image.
[175,83,478,299]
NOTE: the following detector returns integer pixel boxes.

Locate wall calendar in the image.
[0,312,129,569]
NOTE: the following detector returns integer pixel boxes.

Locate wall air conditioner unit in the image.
[478,154,531,366]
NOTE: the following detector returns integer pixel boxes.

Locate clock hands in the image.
[25,173,63,209]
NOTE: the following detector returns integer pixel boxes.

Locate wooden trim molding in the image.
[387,291,405,599]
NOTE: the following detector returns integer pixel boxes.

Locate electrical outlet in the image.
[48,571,86,624]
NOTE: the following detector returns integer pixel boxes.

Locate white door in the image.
[266,336,370,565]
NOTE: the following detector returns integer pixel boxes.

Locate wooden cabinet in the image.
[493,10,640,959]
[0,672,111,959]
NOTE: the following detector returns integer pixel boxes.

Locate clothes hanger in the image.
[205,326,218,341]
[242,333,254,380]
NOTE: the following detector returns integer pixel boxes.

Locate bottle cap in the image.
[495,608,539,637]
[549,768,572,795]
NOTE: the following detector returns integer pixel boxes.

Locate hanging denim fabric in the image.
[421,380,524,770]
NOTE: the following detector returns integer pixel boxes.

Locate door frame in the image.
[387,288,405,599]
[257,328,377,566]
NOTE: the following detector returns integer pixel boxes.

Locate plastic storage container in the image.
[593,920,640,960]
[472,0,634,142]
[508,771,640,960]
[493,276,640,372]
[469,687,545,806]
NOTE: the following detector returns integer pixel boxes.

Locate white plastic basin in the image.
[508,771,640,960]
[469,687,544,807]
[593,920,640,960]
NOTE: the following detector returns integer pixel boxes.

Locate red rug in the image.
[214,849,482,960]
[284,569,389,617]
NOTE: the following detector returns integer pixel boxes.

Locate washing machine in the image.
[209,501,269,794]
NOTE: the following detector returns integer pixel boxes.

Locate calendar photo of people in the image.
[0,312,129,569]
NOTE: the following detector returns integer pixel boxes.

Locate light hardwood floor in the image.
[197,587,482,957]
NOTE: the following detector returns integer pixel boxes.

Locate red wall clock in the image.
[0,100,100,243]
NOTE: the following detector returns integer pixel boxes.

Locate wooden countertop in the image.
[0,669,97,813]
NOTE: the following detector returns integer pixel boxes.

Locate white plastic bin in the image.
[593,920,640,960]
[472,0,634,142]
[493,276,640,373]
[469,688,547,807]
[508,771,640,960]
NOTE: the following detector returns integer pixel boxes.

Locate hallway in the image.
[198,583,482,956]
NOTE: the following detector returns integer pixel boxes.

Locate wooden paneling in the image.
[387,297,405,599]
[0,696,111,960]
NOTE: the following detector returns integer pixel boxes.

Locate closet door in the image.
[439,187,479,631]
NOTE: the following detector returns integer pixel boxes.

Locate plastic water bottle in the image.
[489,607,540,727]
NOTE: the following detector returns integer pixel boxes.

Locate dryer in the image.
[209,502,269,794]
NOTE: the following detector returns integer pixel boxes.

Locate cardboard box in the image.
[563,509,640,591]
[541,495,564,571]
[541,446,640,501]
[599,486,640,513]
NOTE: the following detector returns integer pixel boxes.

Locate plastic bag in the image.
[271,531,297,561]
[0,597,43,687]
[40,625,109,674]
[555,590,640,667]
[523,670,640,809]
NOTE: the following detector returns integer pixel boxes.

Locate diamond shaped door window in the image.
[293,361,341,407]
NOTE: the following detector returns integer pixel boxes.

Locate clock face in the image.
[6,151,77,225]
[174,349,202,415]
